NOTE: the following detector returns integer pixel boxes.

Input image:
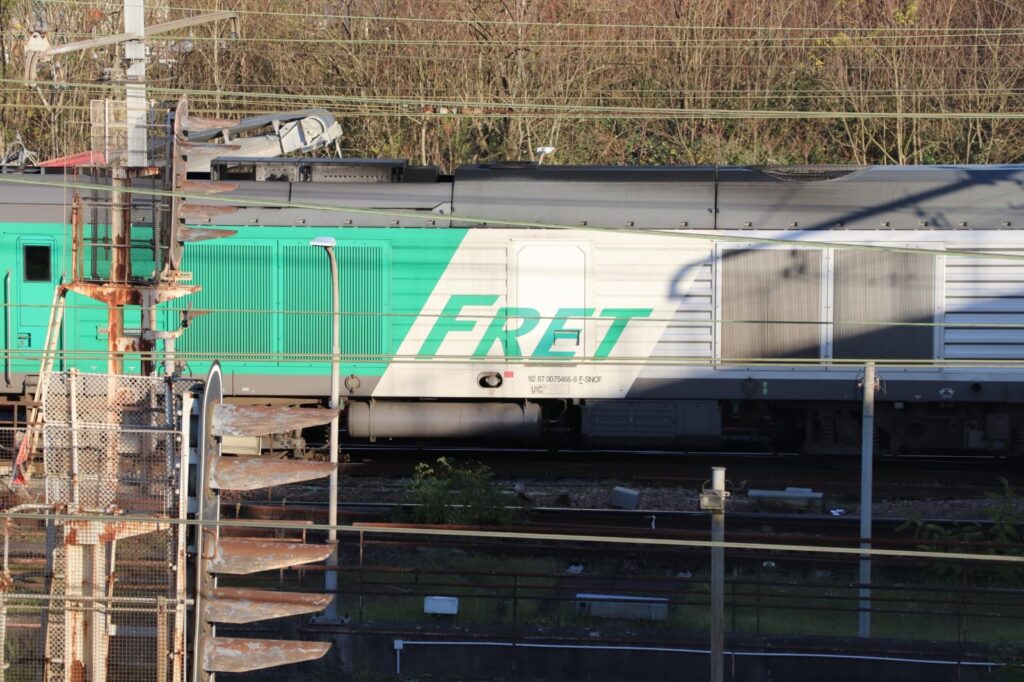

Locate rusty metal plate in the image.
[180,179,239,194]
[65,519,166,545]
[178,227,238,242]
[211,538,333,575]
[65,282,199,306]
[178,203,239,219]
[204,587,333,623]
[210,457,335,491]
[211,404,339,437]
[203,637,330,673]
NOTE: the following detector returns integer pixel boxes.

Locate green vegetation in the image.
[406,457,519,526]
[895,478,1024,585]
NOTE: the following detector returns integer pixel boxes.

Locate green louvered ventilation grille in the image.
[338,243,390,361]
[174,241,389,367]
[282,245,330,358]
[178,244,275,358]
[278,244,391,362]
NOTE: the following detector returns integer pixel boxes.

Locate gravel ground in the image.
[334,475,1024,521]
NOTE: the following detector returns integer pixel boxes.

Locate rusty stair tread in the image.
[210,455,335,491]
[202,636,330,673]
[211,404,339,437]
[211,538,333,575]
[204,587,333,623]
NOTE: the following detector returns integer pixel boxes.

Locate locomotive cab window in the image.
[23,245,52,282]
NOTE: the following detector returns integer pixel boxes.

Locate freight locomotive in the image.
[3,158,1024,457]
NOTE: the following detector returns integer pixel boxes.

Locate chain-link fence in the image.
[0,371,194,682]
[43,372,186,513]
[90,100,129,170]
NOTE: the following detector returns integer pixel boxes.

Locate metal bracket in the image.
[699,485,731,512]
[24,11,238,84]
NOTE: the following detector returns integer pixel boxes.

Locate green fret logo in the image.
[418,294,652,359]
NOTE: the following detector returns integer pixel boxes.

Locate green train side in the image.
[1,217,466,391]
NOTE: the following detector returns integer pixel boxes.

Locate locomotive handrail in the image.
[4,269,10,386]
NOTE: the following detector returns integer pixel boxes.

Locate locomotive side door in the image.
[511,240,591,361]
[13,236,59,372]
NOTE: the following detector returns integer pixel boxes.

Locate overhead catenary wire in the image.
[4,79,1024,121]
[3,97,1023,120]
[9,347,1024,368]
[31,0,1024,34]
[11,1,1019,132]
[9,30,1024,48]
[5,301,1024,331]
[5,83,1024,100]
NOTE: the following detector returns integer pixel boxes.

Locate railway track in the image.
[226,501,1022,549]
[335,448,1021,499]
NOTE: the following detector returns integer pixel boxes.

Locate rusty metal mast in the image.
[24,1,239,377]
[21,6,344,680]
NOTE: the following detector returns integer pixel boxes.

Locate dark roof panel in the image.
[453,164,717,229]
[716,165,1024,230]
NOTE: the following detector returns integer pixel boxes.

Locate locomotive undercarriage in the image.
[802,401,1024,458]
[4,379,1021,459]
[338,397,1024,458]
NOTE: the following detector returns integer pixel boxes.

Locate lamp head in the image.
[309,236,336,248]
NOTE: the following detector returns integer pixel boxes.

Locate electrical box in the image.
[423,596,459,615]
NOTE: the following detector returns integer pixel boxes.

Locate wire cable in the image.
[34,0,1024,34]
[4,78,1024,120]
[0,510,1020,564]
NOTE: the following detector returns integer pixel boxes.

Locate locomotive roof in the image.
[1,163,1022,230]
[451,163,1024,231]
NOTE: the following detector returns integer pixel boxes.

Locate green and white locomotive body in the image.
[3,160,1024,455]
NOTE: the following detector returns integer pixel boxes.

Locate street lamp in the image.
[310,236,340,620]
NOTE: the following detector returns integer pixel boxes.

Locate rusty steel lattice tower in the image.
[39,371,192,682]
[12,3,346,676]
[18,363,339,682]
[18,97,342,678]
[15,9,236,673]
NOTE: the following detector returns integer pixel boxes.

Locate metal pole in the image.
[859,362,875,638]
[108,178,126,377]
[164,336,176,376]
[325,245,340,619]
[4,270,11,387]
[123,0,147,169]
[710,466,725,682]
[68,369,79,509]
[0,520,8,682]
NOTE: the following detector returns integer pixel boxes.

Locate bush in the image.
[408,457,517,526]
